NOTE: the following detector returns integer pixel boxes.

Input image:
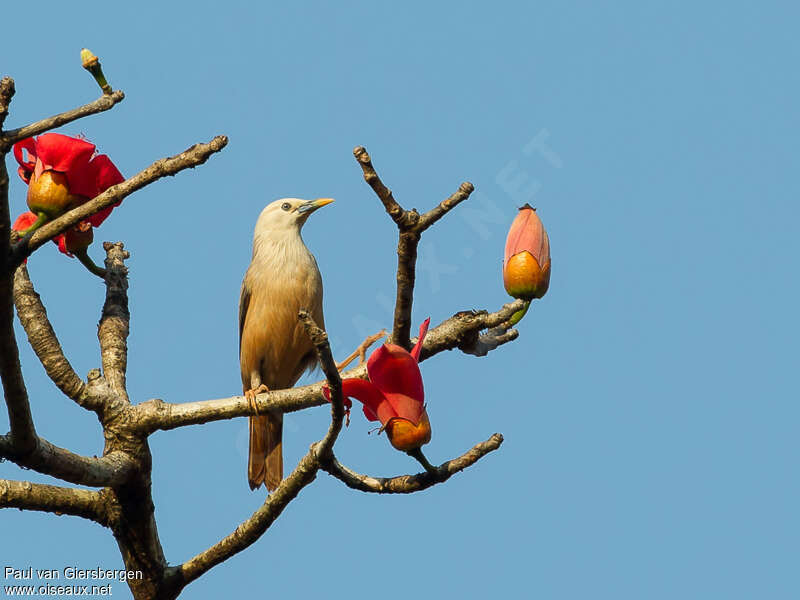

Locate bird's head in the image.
[254,197,334,237]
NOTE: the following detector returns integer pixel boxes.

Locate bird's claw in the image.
[245,384,269,415]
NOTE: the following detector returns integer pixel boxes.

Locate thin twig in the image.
[0,90,125,151]
[417,182,475,232]
[353,146,407,226]
[321,434,504,494]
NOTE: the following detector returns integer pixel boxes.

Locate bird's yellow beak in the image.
[297,198,334,214]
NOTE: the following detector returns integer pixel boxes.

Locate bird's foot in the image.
[336,330,387,371]
[244,384,269,415]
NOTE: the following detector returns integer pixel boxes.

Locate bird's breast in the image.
[240,242,324,390]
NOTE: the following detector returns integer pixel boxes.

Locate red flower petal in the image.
[322,383,353,411]
[13,138,37,183]
[410,318,431,362]
[340,378,395,424]
[12,212,38,231]
[56,234,71,256]
[504,204,549,267]
[383,392,425,425]
[367,343,424,411]
[90,154,124,192]
[83,154,124,225]
[34,133,95,177]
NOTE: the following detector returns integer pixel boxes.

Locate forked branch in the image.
[353,146,474,350]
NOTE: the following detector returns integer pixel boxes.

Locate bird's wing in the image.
[238,278,251,357]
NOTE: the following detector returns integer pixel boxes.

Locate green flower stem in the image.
[406,447,437,474]
[20,212,48,237]
[84,62,112,94]
[74,249,107,279]
[508,299,531,326]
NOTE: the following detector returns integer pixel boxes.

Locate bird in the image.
[239,197,333,491]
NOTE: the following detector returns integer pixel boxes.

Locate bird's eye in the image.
[281,202,291,212]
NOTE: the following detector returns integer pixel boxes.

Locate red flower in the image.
[14,132,124,226]
[328,319,432,451]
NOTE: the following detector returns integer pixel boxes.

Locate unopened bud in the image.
[80,48,112,94]
[503,204,551,300]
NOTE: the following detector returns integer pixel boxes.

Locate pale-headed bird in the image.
[239,197,333,491]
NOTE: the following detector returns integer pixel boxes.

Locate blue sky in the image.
[2,2,798,598]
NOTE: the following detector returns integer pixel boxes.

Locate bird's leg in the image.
[244,384,269,415]
[336,330,387,371]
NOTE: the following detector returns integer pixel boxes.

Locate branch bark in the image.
[135,299,525,433]
[0,76,14,130]
[0,90,125,151]
[0,478,110,524]
[13,264,89,405]
[353,146,475,351]
[1,440,135,487]
[99,242,131,401]
[321,433,504,493]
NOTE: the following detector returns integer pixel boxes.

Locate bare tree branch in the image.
[134,299,525,433]
[0,478,110,524]
[1,261,37,453]
[99,242,130,401]
[417,182,475,232]
[353,148,477,351]
[353,145,419,349]
[175,448,319,590]
[353,146,407,226]
[13,264,89,405]
[2,440,135,487]
[298,311,344,458]
[391,230,420,349]
[0,150,35,449]
[0,76,14,130]
[321,434,504,493]
[419,299,525,360]
[0,90,125,151]
[11,135,228,265]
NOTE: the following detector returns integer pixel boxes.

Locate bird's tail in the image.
[248,414,283,491]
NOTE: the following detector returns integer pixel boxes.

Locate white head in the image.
[253,197,334,239]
